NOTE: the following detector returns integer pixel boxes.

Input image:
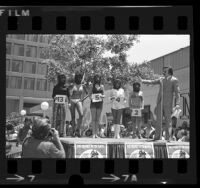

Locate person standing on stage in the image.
[110,78,126,139]
[67,71,88,137]
[89,74,105,138]
[128,82,144,139]
[139,66,180,141]
[52,74,68,137]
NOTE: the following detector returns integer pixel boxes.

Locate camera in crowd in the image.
[48,128,55,137]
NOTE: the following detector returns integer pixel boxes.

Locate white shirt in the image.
[110,88,126,109]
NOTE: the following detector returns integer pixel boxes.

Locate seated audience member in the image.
[17,118,32,145]
[21,117,65,158]
[140,124,146,138]
[186,129,190,142]
[177,121,189,140]
[178,129,189,142]
[6,122,14,140]
[174,126,181,140]
[145,120,155,139]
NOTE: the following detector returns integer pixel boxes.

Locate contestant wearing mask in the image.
[67,71,88,137]
[52,74,68,137]
[89,74,105,138]
[110,78,126,139]
[129,82,144,139]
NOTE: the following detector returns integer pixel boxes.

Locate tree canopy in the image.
[42,35,160,86]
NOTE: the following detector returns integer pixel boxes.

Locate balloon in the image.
[41,102,49,111]
[20,110,26,116]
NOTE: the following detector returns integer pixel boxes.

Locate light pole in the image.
[41,102,49,118]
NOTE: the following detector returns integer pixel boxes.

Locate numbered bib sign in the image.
[92,94,102,102]
[54,95,66,104]
[131,109,141,117]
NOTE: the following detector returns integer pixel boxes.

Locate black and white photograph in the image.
[5,34,190,159]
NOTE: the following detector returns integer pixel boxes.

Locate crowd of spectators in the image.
[136,117,189,142]
[161,119,189,142]
[6,112,189,158]
[6,117,65,158]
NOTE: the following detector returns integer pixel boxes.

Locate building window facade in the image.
[37,79,47,91]
[13,44,24,56]
[26,45,37,58]
[6,42,12,55]
[11,60,23,73]
[37,63,47,75]
[27,35,38,42]
[39,35,46,43]
[47,81,53,91]
[13,34,25,40]
[6,59,10,71]
[38,47,46,59]
[6,34,12,39]
[24,61,36,74]
[8,76,22,89]
[6,76,9,88]
[6,99,20,116]
[24,77,35,90]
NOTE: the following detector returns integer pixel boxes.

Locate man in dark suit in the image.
[139,66,180,141]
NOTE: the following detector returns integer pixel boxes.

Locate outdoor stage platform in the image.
[60,137,190,159]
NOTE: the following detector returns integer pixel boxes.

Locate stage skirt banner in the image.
[166,143,190,158]
[75,143,107,158]
[125,143,154,158]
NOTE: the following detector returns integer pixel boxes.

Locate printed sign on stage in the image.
[75,143,107,158]
[166,143,190,158]
[54,95,66,104]
[125,143,154,158]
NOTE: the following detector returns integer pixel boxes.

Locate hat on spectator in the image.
[181,121,189,130]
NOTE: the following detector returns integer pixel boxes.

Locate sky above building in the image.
[126,35,190,64]
[72,34,190,64]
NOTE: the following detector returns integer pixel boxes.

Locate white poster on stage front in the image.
[166,143,190,158]
[125,142,154,158]
[75,143,107,158]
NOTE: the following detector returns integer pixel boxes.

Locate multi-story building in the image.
[6,34,54,115]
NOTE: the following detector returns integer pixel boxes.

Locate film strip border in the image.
[0,6,192,33]
[0,5,196,185]
[3,159,189,184]
[5,15,189,31]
